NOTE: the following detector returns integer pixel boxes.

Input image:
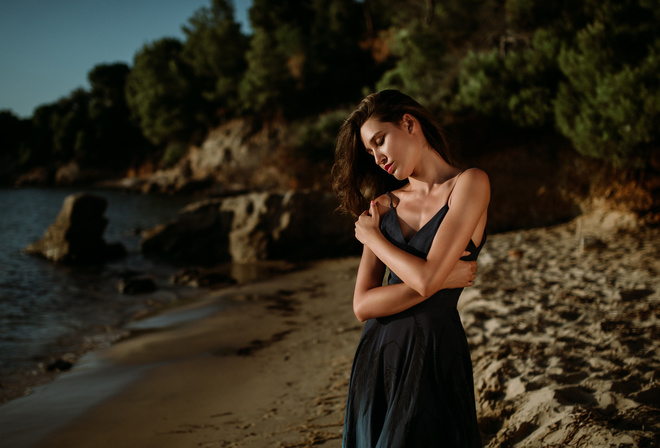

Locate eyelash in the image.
[367,138,384,155]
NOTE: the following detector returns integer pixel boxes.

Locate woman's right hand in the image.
[443,251,477,289]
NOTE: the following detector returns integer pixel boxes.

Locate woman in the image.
[332,90,489,447]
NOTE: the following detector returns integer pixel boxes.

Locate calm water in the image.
[0,188,193,381]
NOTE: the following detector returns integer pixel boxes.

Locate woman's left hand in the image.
[355,200,381,246]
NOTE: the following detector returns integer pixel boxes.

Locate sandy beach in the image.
[1,212,658,447]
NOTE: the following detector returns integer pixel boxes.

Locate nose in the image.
[372,148,387,166]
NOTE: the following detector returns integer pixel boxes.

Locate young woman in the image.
[332,90,489,447]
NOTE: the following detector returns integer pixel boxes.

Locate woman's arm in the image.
[356,169,490,298]
[352,244,477,322]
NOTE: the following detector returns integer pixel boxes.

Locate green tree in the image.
[301,0,373,110]
[20,91,91,167]
[446,0,659,166]
[182,0,248,117]
[238,0,316,114]
[125,38,201,148]
[0,110,31,178]
[553,0,660,166]
[375,0,500,110]
[451,29,560,128]
[51,89,91,162]
[85,63,149,168]
[239,25,298,114]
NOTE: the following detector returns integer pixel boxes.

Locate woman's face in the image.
[360,115,419,181]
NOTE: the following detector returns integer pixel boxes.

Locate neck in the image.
[407,145,458,194]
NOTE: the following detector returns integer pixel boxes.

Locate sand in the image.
[1,213,658,447]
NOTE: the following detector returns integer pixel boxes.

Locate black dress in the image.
[342,194,485,448]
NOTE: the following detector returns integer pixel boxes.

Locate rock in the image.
[14,166,52,186]
[53,161,111,186]
[111,118,291,195]
[141,191,359,264]
[54,161,81,185]
[23,193,127,264]
[46,359,74,372]
[117,276,157,294]
[140,199,234,264]
[221,191,360,262]
[141,192,359,264]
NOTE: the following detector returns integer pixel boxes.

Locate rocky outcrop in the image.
[15,166,53,187]
[24,193,126,263]
[107,118,293,195]
[140,191,358,264]
[53,161,112,186]
[140,199,235,264]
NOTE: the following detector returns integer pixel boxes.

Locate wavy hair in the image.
[331,90,454,217]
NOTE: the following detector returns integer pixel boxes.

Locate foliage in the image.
[161,141,189,168]
[241,0,375,116]
[0,110,31,172]
[452,29,561,128]
[83,63,149,168]
[294,109,350,163]
[449,0,659,166]
[376,24,450,108]
[301,0,373,111]
[182,0,248,116]
[12,0,660,178]
[238,0,310,114]
[13,63,150,171]
[553,2,660,167]
[125,38,201,147]
[238,26,298,114]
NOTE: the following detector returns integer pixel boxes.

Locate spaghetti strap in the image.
[447,169,467,205]
[385,192,394,209]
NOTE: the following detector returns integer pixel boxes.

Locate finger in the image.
[370,200,379,218]
[462,251,471,257]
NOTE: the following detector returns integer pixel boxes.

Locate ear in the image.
[402,113,414,134]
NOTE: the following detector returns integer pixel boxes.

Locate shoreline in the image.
[0,257,361,448]
[0,214,658,447]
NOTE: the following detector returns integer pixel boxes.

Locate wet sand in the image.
[1,212,658,447]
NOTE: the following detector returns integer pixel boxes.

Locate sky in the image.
[0,0,252,118]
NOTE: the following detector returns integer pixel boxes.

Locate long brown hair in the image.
[331,90,454,217]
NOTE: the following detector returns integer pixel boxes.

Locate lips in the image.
[384,163,394,174]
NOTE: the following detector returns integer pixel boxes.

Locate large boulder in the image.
[24,193,126,263]
[140,198,234,264]
[140,191,359,264]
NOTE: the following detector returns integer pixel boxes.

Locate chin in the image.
[392,171,406,181]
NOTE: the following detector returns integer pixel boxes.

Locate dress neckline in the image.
[385,203,449,244]
[383,203,485,249]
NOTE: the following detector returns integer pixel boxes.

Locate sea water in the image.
[0,187,192,386]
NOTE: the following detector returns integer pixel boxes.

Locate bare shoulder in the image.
[451,168,490,207]
[457,168,490,193]
[461,167,489,184]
